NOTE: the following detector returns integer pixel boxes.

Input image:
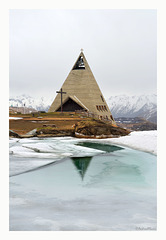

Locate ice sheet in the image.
[9,137,104,176]
[10,147,157,231]
[9,131,157,176]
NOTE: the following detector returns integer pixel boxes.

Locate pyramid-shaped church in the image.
[48,50,115,123]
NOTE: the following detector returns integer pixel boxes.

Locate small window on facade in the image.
[110,115,114,120]
[100,95,104,102]
[105,106,108,111]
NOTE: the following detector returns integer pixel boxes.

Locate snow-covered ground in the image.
[9,117,23,120]
[102,130,157,155]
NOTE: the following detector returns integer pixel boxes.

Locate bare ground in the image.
[9,115,87,135]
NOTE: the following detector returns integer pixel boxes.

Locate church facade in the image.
[48,51,115,123]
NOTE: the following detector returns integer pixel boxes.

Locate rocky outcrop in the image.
[9,129,36,138]
[74,119,130,138]
[9,130,21,138]
[25,128,37,136]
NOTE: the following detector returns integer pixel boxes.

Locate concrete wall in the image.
[48,52,115,123]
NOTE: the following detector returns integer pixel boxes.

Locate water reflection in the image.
[71,156,92,180]
[76,142,123,152]
[71,142,124,180]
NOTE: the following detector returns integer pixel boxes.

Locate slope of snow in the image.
[101,130,157,155]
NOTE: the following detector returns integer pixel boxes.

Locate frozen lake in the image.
[9,137,157,231]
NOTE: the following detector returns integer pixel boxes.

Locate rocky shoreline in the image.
[9,119,130,139]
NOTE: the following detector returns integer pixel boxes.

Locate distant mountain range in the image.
[107,94,157,123]
[9,94,157,123]
[9,94,53,112]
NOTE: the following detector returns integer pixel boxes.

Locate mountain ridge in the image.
[107,94,157,123]
[9,93,157,123]
[9,94,53,112]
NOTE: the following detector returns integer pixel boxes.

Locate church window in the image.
[101,95,104,102]
[73,56,85,70]
[110,115,114,120]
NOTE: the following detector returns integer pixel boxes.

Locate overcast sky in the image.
[9,9,157,99]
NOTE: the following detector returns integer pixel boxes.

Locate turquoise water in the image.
[9,140,157,231]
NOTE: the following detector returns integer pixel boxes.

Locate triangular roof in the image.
[56,95,89,112]
[48,51,115,122]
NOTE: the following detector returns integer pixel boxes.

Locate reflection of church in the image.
[70,142,123,180]
[71,157,92,180]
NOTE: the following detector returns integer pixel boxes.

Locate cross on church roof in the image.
[56,88,66,95]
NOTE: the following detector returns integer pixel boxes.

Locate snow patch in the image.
[102,130,157,155]
[9,117,23,120]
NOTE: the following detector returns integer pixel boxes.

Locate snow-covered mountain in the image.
[9,94,54,112]
[9,94,157,123]
[107,94,157,123]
